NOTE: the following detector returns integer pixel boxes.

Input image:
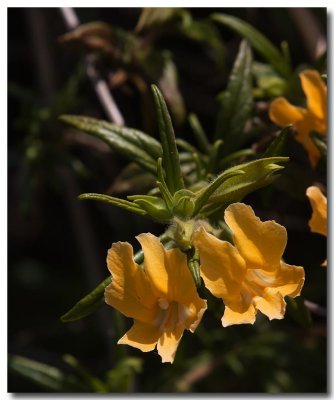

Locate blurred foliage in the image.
[8,7,326,394]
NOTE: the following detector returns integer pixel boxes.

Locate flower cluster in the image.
[105,203,305,363]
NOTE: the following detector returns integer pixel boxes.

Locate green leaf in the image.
[207,139,223,173]
[63,354,107,393]
[219,148,256,170]
[181,19,225,70]
[78,193,147,216]
[151,84,184,194]
[61,276,111,322]
[8,355,87,392]
[201,157,288,216]
[263,125,291,157]
[135,7,189,32]
[188,113,211,154]
[129,195,171,222]
[156,157,173,210]
[109,163,156,195]
[59,115,161,174]
[106,357,143,392]
[214,40,253,154]
[158,55,186,125]
[193,169,245,216]
[212,13,290,77]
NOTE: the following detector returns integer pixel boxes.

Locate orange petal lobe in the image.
[118,320,160,352]
[224,203,287,270]
[105,242,157,323]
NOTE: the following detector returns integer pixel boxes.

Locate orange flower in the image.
[306,186,327,266]
[105,233,207,363]
[269,69,327,167]
[194,203,305,327]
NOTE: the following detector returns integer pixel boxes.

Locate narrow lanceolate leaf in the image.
[201,157,288,216]
[214,40,253,154]
[212,13,291,77]
[61,276,112,322]
[8,355,87,392]
[151,85,184,194]
[263,125,292,157]
[188,113,211,154]
[192,169,245,216]
[60,234,170,322]
[59,115,161,174]
[78,193,147,216]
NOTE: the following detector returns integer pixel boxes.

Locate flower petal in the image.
[193,227,246,300]
[293,120,321,167]
[189,300,207,333]
[306,186,327,236]
[222,302,256,327]
[163,247,207,313]
[253,289,286,320]
[269,97,306,127]
[136,233,168,298]
[270,262,305,297]
[224,203,287,270]
[105,242,157,323]
[157,326,184,363]
[300,69,327,124]
[118,320,160,352]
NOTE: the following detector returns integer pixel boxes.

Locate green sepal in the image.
[201,157,288,216]
[172,196,195,218]
[78,193,147,216]
[263,125,292,157]
[151,84,184,194]
[186,248,201,288]
[214,40,253,153]
[212,13,291,77]
[59,115,161,174]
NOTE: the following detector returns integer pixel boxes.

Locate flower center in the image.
[154,298,193,332]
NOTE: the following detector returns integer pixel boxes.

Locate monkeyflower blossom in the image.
[193,203,304,327]
[306,186,327,266]
[269,69,327,167]
[105,233,207,363]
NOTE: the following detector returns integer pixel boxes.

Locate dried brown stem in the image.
[59,7,125,125]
